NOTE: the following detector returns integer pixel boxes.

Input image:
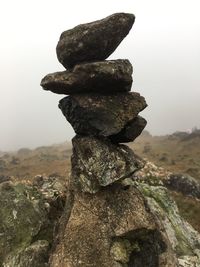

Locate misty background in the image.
[0,0,200,151]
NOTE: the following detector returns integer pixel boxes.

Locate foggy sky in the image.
[0,0,200,151]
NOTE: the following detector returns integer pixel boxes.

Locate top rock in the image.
[56,13,135,69]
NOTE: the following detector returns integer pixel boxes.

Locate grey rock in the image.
[164,173,200,199]
[59,92,147,137]
[71,135,141,193]
[41,60,133,95]
[56,13,135,69]
[110,115,147,143]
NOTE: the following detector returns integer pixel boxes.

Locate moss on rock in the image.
[0,178,66,267]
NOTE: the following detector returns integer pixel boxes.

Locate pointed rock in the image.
[110,116,147,143]
[59,92,147,137]
[56,13,135,69]
[71,135,141,193]
[40,60,133,94]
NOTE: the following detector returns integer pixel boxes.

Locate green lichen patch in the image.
[0,179,66,267]
[136,183,200,259]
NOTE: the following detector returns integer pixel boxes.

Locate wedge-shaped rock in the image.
[110,115,147,143]
[56,13,135,69]
[40,60,133,94]
[71,135,140,193]
[59,92,147,136]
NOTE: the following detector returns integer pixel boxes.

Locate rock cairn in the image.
[41,13,181,267]
[41,13,147,194]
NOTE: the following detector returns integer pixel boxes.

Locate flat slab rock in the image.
[59,92,147,137]
[110,115,147,143]
[56,13,135,69]
[40,60,133,94]
[71,135,141,193]
[49,184,177,267]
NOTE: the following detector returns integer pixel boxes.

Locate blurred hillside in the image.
[131,129,200,182]
[1,130,200,233]
[1,129,200,182]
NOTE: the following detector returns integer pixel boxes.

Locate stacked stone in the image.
[40,14,186,267]
[41,13,147,194]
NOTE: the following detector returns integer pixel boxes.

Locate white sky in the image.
[0,0,200,151]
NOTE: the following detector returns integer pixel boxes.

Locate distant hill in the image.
[1,130,199,182]
[131,130,200,181]
[0,141,72,180]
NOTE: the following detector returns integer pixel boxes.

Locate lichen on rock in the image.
[71,135,141,193]
[0,177,66,267]
[121,178,200,266]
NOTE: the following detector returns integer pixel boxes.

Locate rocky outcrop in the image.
[134,159,200,199]
[41,60,133,94]
[56,13,135,69]
[164,173,200,199]
[40,12,200,267]
[0,176,66,267]
[123,178,200,267]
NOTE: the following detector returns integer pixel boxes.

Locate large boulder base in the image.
[56,13,135,69]
[59,92,147,137]
[71,135,141,193]
[40,60,133,95]
[49,178,200,267]
[49,183,177,267]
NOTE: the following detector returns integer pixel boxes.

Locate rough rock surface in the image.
[110,115,147,143]
[59,92,147,137]
[4,240,49,267]
[0,177,66,267]
[134,182,200,267]
[164,173,200,199]
[134,159,200,199]
[41,60,133,94]
[49,183,177,267]
[71,135,141,193]
[56,13,135,69]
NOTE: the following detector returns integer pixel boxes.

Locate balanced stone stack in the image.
[41,13,147,194]
[41,13,170,267]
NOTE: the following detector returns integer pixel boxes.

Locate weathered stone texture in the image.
[59,92,147,137]
[71,135,141,193]
[50,184,177,267]
[41,59,133,94]
[56,13,135,69]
